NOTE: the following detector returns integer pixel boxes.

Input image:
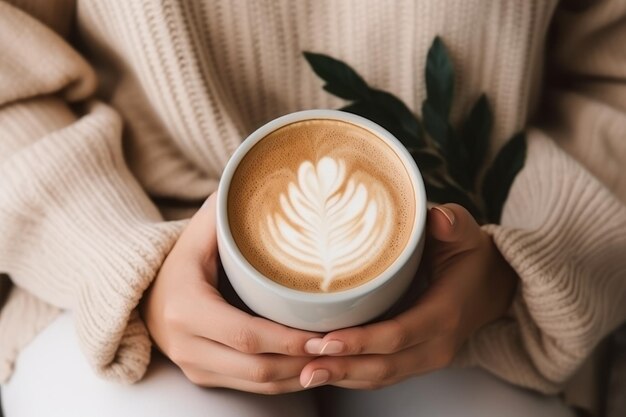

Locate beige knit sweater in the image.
[1,0,625,405]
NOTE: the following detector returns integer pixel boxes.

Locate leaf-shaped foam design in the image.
[261,156,393,291]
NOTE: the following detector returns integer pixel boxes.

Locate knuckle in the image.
[387,320,410,352]
[349,341,365,355]
[434,347,455,369]
[183,369,206,386]
[248,362,276,383]
[442,309,462,333]
[167,343,188,366]
[230,327,259,353]
[345,330,366,354]
[281,336,303,356]
[371,359,397,381]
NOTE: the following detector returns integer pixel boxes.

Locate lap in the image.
[1,311,577,417]
[320,367,576,417]
[1,312,317,417]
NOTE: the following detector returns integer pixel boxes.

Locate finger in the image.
[220,375,305,395]
[183,368,305,395]
[300,339,454,388]
[307,292,445,355]
[428,203,480,246]
[177,336,310,382]
[173,193,218,277]
[329,378,404,390]
[191,287,322,355]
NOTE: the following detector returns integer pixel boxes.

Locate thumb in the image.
[173,192,218,273]
[427,203,481,246]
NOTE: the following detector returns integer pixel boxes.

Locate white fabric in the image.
[1,312,575,417]
[1,313,316,417]
[320,369,576,417]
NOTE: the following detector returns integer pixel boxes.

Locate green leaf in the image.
[423,101,471,189]
[422,101,450,151]
[369,89,424,147]
[305,51,425,149]
[340,101,422,151]
[303,52,370,101]
[481,132,527,224]
[426,182,483,221]
[340,102,413,153]
[322,84,364,101]
[447,141,471,190]
[462,95,493,184]
[422,38,473,190]
[425,37,454,119]
[410,148,443,172]
[301,42,519,226]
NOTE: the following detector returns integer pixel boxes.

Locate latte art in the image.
[227,118,416,292]
[263,156,393,291]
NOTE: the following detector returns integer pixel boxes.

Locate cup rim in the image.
[217,109,427,304]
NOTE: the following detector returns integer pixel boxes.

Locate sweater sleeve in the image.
[456,0,626,393]
[0,3,185,382]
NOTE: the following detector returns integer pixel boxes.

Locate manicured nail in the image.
[303,369,330,388]
[201,194,214,209]
[305,338,345,355]
[305,338,324,354]
[320,340,345,355]
[433,206,455,226]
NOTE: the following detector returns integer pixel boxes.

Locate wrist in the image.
[486,231,519,319]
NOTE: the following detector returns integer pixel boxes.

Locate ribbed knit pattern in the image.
[0,1,625,409]
[0,3,186,383]
[458,131,626,394]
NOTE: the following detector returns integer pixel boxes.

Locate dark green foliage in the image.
[462,95,493,184]
[303,37,526,224]
[482,132,527,223]
[424,37,454,119]
[303,52,370,101]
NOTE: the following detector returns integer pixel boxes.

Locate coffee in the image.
[227,119,416,293]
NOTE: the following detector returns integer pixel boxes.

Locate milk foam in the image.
[227,119,416,293]
[261,156,393,291]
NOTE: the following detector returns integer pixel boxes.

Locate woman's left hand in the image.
[299,203,518,389]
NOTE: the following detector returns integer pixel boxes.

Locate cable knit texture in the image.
[0,0,625,408]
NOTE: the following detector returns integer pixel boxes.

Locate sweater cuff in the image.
[454,130,626,393]
[0,102,186,382]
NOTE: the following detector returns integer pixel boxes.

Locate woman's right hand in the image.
[140,193,322,394]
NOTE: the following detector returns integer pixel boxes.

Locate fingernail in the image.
[303,369,330,388]
[320,340,345,355]
[305,338,324,354]
[305,338,345,355]
[433,206,455,226]
[201,193,217,210]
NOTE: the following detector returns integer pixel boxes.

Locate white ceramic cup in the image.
[216,109,427,332]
